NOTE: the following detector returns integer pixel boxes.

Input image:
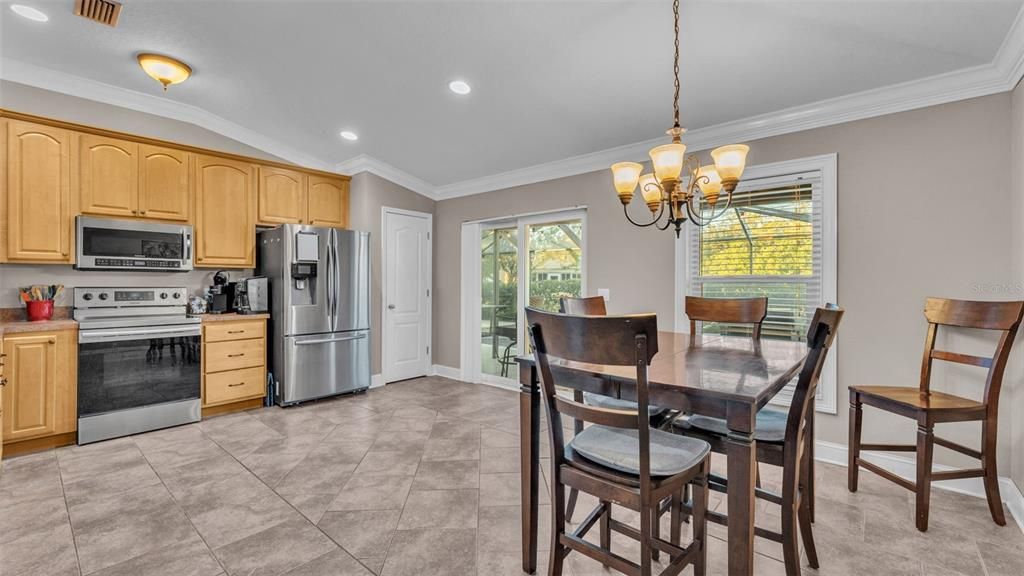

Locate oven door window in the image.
[78,336,201,417]
[81,227,184,259]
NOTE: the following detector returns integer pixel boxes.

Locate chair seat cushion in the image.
[675,408,789,443]
[583,391,666,415]
[569,425,710,477]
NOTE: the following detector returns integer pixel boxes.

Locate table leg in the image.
[520,362,540,574]
[726,403,757,576]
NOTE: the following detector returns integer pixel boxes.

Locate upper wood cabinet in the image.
[1,330,76,444]
[79,134,139,218]
[5,120,72,263]
[139,145,191,222]
[258,165,307,225]
[307,175,349,228]
[194,154,255,268]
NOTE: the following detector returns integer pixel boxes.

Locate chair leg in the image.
[781,495,801,576]
[755,463,762,489]
[651,501,661,562]
[807,411,816,523]
[565,393,585,523]
[981,422,1007,526]
[640,500,653,576]
[548,466,566,576]
[693,474,708,576]
[670,490,682,548]
[600,500,611,551]
[848,392,863,493]
[915,423,934,532]
[798,492,818,569]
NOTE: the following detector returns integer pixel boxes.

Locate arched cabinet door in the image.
[139,145,191,222]
[79,134,138,218]
[193,154,255,268]
[5,120,72,262]
[307,175,349,228]
[258,165,307,225]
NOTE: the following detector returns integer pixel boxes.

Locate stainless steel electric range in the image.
[74,287,201,444]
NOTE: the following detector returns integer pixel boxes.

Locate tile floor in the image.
[1,376,1021,576]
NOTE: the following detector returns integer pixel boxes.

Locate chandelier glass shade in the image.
[611,0,750,236]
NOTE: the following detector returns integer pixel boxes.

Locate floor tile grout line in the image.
[52,451,85,576]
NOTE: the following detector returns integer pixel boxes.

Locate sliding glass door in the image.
[468,209,586,385]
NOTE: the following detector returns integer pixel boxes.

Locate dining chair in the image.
[686,295,769,339]
[526,307,711,576]
[848,297,1024,531]
[672,304,843,576]
[558,296,668,524]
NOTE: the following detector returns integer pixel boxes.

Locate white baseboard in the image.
[815,440,1024,533]
[431,364,520,392]
[370,373,384,389]
[430,364,463,381]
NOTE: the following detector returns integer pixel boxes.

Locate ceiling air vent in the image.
[74,0,123,27]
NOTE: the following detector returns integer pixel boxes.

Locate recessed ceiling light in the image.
[448,80,471,95]
[10,4,49,22]
[340,131,358,141]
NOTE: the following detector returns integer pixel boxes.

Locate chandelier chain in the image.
[673,0,680,129]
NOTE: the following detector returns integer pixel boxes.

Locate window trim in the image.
[674,153,839,414]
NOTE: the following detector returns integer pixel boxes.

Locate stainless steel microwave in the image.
[75,216,193,271]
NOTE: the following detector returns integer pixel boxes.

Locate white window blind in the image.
[688,169,824,344]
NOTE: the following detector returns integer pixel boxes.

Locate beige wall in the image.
[348,172,436,376]
[433,93,1019,475]
[0,80,286,162]
[1011,80,1024,493]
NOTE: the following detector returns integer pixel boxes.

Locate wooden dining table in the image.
[517,331,810,576]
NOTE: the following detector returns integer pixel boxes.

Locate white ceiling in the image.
[2,0,1023,197]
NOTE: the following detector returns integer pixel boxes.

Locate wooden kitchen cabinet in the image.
[193,154,256,268]
[202,318,267,411]
[307,175,349,228]
[139,144,191,222]
[1,330,77,444]
[78,134,138,218]
[258,165,307,225]
[5,120,72,263]
[1,339,6,462]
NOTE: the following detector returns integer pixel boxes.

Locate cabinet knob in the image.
[140,210,147,215]
[0,377,7,387]
[48,338,56,344]
[132,210,138,215]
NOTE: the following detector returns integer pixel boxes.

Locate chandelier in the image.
[611,0,749,237]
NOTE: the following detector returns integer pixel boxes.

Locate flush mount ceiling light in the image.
[339,131,358,141]
[10,4,49,22]
[136,53,192,91]
[448,80,471,95]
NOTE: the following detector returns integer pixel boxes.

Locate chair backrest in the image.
[686,296,769,339]
[559,295,607,316]
[918,297,1024,414]
[525,307,659,482]
[783,304,843,489]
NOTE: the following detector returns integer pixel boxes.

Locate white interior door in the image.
[383,209,432,383]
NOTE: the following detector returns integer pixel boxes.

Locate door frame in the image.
[381,206,433,384]
[460,207,587,389]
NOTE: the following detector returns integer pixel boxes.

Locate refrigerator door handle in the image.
[294,332,368,346]
[325,232,334,328]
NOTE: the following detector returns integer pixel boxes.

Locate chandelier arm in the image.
[688,190,735,226]
[622,201,666,228]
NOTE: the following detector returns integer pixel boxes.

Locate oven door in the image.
[78,325,201,419]
[76,216,193,271]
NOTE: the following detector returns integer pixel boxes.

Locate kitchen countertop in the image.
[0,307,77,336]
[192,312,271,322]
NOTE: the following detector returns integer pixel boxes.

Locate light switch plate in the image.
[597,288,610,302]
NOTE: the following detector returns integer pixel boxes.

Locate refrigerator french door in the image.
[259,225,371,405]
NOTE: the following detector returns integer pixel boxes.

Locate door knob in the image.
[388,304,396,310]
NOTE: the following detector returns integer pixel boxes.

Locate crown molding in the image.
[0,58,333,171]
[335,154,437,199]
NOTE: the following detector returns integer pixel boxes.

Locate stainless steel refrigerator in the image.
[258,225,371,405]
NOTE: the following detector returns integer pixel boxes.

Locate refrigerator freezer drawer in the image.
[280,330,370,405]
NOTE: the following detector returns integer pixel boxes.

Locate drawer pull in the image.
[227,353,245,358]
[227,330,244,334]
[228,382,246,387]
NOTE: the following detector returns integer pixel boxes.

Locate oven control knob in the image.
[98,293,108,300]
[160,292,169,300]
[172,292,181,300]
[82,293,93,301]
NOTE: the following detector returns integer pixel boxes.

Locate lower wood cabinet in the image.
[202,318,267,409]
[1,330,77,445]
[1,339,6,461]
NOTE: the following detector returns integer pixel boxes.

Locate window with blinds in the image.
[688,170,823,342]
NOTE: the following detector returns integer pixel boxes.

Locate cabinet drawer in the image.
[205,321,265,343]
[205,338,265,373]
[205,366,265,406]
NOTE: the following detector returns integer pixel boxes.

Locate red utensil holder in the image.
[26,300,54,322]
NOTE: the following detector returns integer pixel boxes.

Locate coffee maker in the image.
[207,270,236,314]
[233,276,268,314]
